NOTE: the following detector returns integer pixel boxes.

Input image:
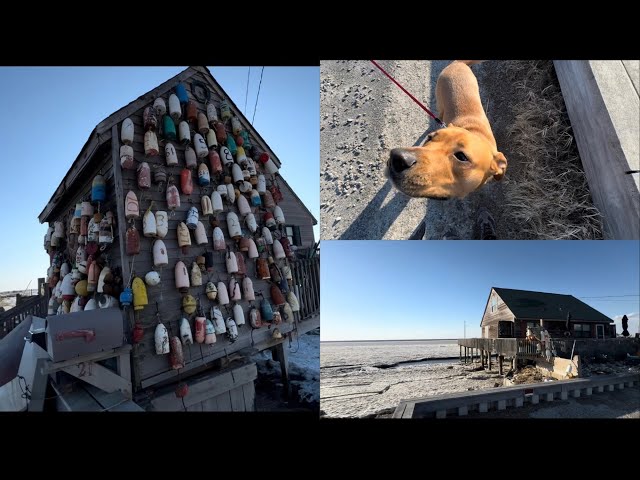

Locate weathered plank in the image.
[60,361,132,398]
[242,382,255,412]
[229,386,245,412]
[554,60,639,239]
[216,392,232,411]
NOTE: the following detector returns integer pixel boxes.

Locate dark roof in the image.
[493,287,613,323]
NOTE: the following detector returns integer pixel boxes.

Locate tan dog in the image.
[386,60,507,199]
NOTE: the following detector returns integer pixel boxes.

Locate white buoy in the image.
[229,277,241,301]
[153,97,167,117]
[184,146,197,169]
[193,133,208,158]
[226,212,242,239]
[237,195,251,217]
[121,118,134,145]
[155,323,169,354]
[247,238,259,259]
[273,206,285,225]
[143,208,157,237]
[169,94,181,122]
[180,317,193,346]
[194,221,207,245]
[262,227,273,245]
[144,131,159,156]
[120,145,134,169]
[211,191,223,214]
[205,319,216,344]
[233,304,245,326]
[156,211,168,239]
[165,143,178,166]
[242,276,255,300]
[206,102,218,124]
[220,146,234,166]
[264,158,279,174]
[245,213,257,233]
[217,282,229,306]
[206,129,218,148]
[211,307,226,334]
[232,164,244,185]
[178,121,190,145]
[145,271,161,286]
[231,117,242,135]
[226,250,238,274]
[273,239,286,259]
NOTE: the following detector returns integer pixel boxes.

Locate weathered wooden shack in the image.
[33,66,319,411]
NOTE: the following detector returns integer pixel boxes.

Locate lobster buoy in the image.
[206,129,218,149]
[247,238,259,259]
[196,255,206,272]
[271,284,286,306]
[170,337,185,369]
[208,150,222,177]
[204,252,215,272]
[236,146,247,166]
[76,244,87,267]
[121,118,134,145]
[119,288,132,307]
[250,189,262,207]
[270,263,282,283]
[217,281,229,305]
[226,317,238,343]
[231,116,242,136]
[258,151,270,164]
[81,201,94,217]
[287,291,300,311]
[190,262,202,286]
[143,206,157,237]
[179,318,193,346]
[272,328,282,339]
[61,274,76,301]
[166,182,181,211]
[48,297,56,315]
[211,191,224,214]
[120,145,135,170]
[182,295,197,314]
[240,130,252,150]
[247,158,257,176]
[88,261,101,294]
[169,94,181,122]
[96,267,111,294]
[206,102,218,124]
[144,131,159,156]
[155,323,169,354]
[226,212,242,240]
[125,191,139,219]
[273,239,286,259]
[242,277,255,301]
[163,115,177,140]
[237,195,251,217]
[220,100,232,121]
[186,100,197,124]
[212,226,226,251]
[273,310,282,325]
[131,323,143,343]
[75,279,88,297]
[226,184,236,203]
[144,106,158,131]
[235,133,244,147]
[236,252,246,276]
[239,237,250,252]
[249,308,262,328]
[165,142,178,166]
[156,211,168,239]
[194,221,207,245]
[87,216,99,243]
[175,83,189,104]
[256,258,270,280]
[262,190,275,209]
[60,261,70,279]
[205,319,216,344]
[197,162,210,186]
[283,302,294,324]
[126,225,140,255]
[132,277,148,311]
[282,263,293,282]
[197,112,209,135]
[145,271,161,286]
[177,222,191,254]
[239,179,252,193]
[213,121,227,144]
[261,297,274,322]
[184,146,197,169]
[154,165,167,186]
[245,213,257,233]
[264,212,276,230]
[178,121,190,145]
[194,316,206,344]
[201,195,213,217]
[153,97,167,117]
[186,206,199,230]
[70,296,83,313]
[233,303,245,326]
[211,307,226,334]
[91,175,106,203]
[264,158,279,175]
[229,278,241,301]
[226,249,238,274]
[175,261,190,292]
[194,133,208,158]
[205,281,217,300]
[220,145,234,166]
[273,206,285,225]
[180,168,193,195]
[231,164,244,185]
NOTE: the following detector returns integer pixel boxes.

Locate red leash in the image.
[370,60,446,128]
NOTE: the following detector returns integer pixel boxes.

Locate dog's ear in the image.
[491,152,507,181]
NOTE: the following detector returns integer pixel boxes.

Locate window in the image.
[573,323,591,338]
[284,225,302,246]
[490,295,497,313]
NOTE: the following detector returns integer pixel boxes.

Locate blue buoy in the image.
[120,287,133,307]
[92,175,106,203]
[260,298,273,322]
[175,83,189,104]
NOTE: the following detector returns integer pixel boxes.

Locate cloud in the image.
[612,312,639,337]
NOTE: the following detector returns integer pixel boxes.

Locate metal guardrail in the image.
[0,295,48,339]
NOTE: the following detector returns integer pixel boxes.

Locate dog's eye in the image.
[454,151,469,162]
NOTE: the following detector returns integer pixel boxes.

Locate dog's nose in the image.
[389,149,417,173]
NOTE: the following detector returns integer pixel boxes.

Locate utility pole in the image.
[464,320,466,339]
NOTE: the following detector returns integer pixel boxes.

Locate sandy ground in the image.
[320,60,599,239]
[252,330,320,412]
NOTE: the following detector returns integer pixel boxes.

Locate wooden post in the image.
[481,349,485,367]
[499,355,504,375]
[272,342,290,399]
[488,351,492,371]
[459,345,462,362]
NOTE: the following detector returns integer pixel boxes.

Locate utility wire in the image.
[251,67,265,125]
[244,66,250,114]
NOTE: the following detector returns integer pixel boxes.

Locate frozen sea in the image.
[321,339,503,418]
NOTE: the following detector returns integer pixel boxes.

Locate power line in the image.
[244,66,250,114]
[251,66,265,125]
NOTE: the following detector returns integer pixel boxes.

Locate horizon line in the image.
[321,338,460,342]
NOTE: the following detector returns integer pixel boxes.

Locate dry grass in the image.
[501,60,603,239]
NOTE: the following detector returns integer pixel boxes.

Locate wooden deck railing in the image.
[290,256,320,321]
[0,295,48,339]
[458,338,540,358]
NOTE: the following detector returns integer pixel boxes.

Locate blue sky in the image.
[0,66,319,292]
[321,241,640,341]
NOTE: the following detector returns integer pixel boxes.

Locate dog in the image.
[386,60,507,199]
